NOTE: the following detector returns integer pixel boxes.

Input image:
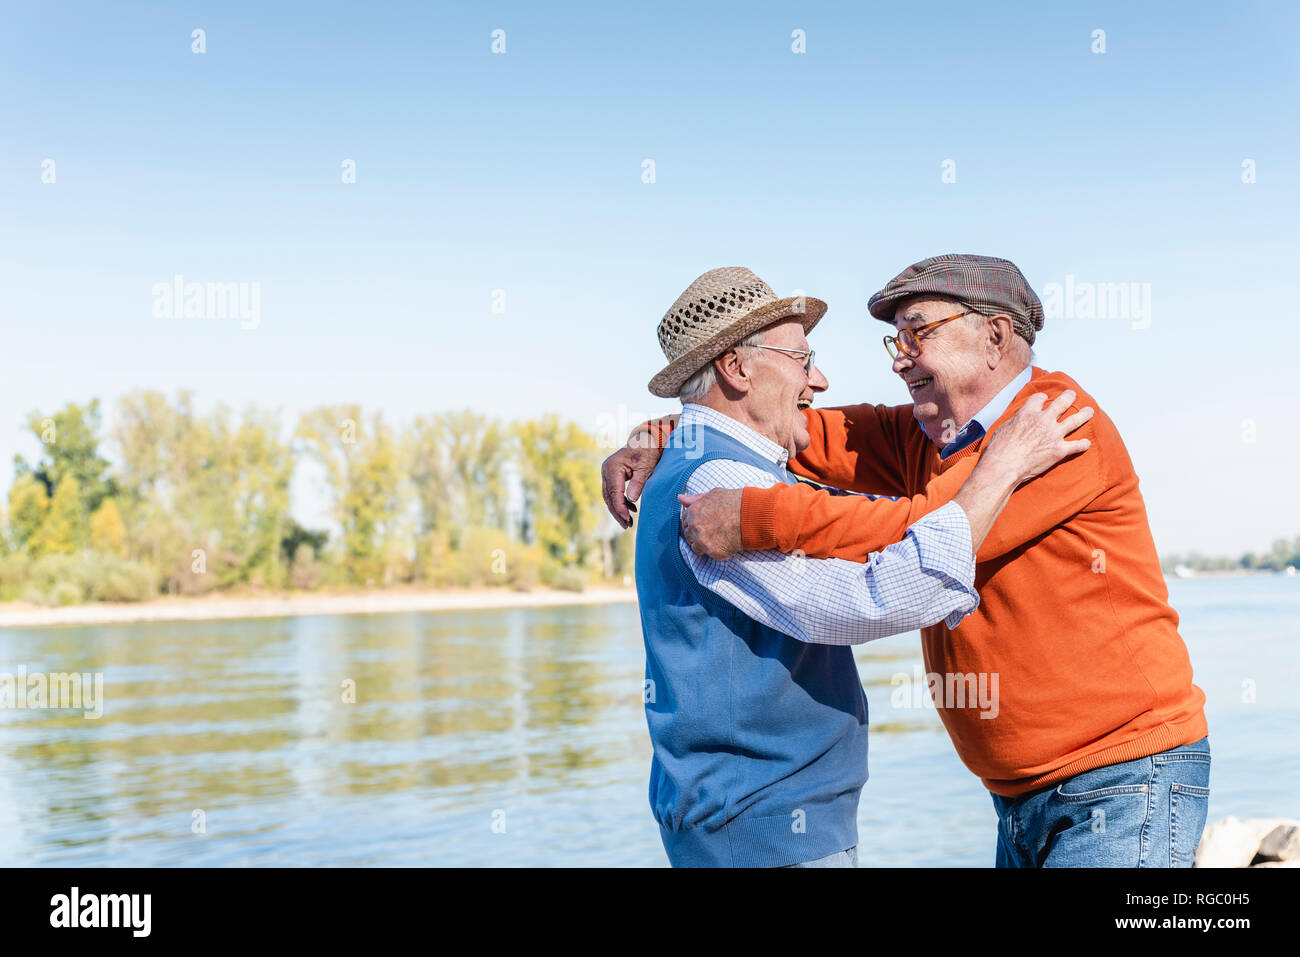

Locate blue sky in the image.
[2,1,1297,555]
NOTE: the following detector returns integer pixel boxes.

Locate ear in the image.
[713,348,753,396]
[986,314,1015,366]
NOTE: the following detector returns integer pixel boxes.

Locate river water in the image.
[0,575,1295,866]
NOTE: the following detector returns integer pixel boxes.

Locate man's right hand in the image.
[952,390,1094,554]
[601,418,676,528]
[981,390,1094,485]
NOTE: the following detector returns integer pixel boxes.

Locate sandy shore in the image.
[0,586,639,629]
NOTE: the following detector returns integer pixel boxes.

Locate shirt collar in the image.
[967,363,1033,435]
[679,403,790,469]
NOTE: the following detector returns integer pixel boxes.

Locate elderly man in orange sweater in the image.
[602,254,1209,867]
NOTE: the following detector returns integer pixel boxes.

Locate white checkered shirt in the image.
[678,404,979,645]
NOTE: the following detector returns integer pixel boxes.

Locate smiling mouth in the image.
[907,376,934,393]
[796,398,812,411]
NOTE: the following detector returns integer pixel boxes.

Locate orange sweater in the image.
[739,367,1208,797]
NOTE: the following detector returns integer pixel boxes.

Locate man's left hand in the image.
[677,488,743,559]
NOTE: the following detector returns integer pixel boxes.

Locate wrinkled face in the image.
[890,297,991,442]
[739,317,828,457]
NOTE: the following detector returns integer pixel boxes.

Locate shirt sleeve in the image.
[680,460,980,645]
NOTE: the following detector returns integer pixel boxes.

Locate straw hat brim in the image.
[647,296,827,398]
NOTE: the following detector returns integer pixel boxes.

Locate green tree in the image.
[14,400,116,516]
[111,389,192,578]
[289,542,322,590]
[111,390,295,591]
[280,519,329,569]
[297,406,408,584]
[407,411,510,576]
[223,408,294,587]
[513,415,603,566]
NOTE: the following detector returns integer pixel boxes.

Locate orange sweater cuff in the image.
[740,486,782,551]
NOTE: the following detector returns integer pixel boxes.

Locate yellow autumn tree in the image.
[90,498,128,557]
[31,476,87,556]
[297,406,408,585]
[513,415,603,567]
[8,473,50,553]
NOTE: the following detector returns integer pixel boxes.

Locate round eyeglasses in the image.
[883,311,973,359]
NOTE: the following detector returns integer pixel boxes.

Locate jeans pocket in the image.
[1055,781,1149,803]
[1055,757,1152,803]
[1170,781,1211,866]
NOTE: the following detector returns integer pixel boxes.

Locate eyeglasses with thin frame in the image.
[882,310,973,359]
[748,344,815,374]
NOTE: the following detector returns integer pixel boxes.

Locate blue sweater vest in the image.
[634,422,869,867]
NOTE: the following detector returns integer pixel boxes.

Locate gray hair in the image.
[964,309,1034,363]
[678,328,769,403]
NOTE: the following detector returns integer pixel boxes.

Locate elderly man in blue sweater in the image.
[622,266,1091,867]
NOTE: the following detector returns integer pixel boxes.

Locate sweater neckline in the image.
[933,366,1045,472]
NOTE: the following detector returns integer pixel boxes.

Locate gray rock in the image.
[1195,817,1300,868]
[1256,824,1300,862]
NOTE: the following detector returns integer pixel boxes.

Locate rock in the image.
[1195,817,1300,868]
[1255,824,1300,862]
[1196,817,1262,868]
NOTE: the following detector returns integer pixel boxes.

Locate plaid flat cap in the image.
[867,254,1044,346]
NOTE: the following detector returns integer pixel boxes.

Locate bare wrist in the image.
[972,455,1020,491]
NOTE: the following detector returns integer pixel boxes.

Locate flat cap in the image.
[868,253,1044,346]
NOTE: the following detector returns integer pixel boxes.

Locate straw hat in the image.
[648,267,826,398]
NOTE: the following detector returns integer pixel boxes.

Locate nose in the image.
[808,364,829,392]
[891,352,913,376]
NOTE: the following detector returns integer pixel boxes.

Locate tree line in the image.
[0,393,632,605]
[1160,538,1300,575]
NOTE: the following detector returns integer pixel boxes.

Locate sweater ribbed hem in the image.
[981,712,1211,798]
[660,791,860,868]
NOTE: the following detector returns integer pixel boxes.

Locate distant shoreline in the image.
[0,569,1288,630]
[0,586,640,629]
[1164,569,1288,580]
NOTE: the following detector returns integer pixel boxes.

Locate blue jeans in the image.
[989,736,1210,867]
